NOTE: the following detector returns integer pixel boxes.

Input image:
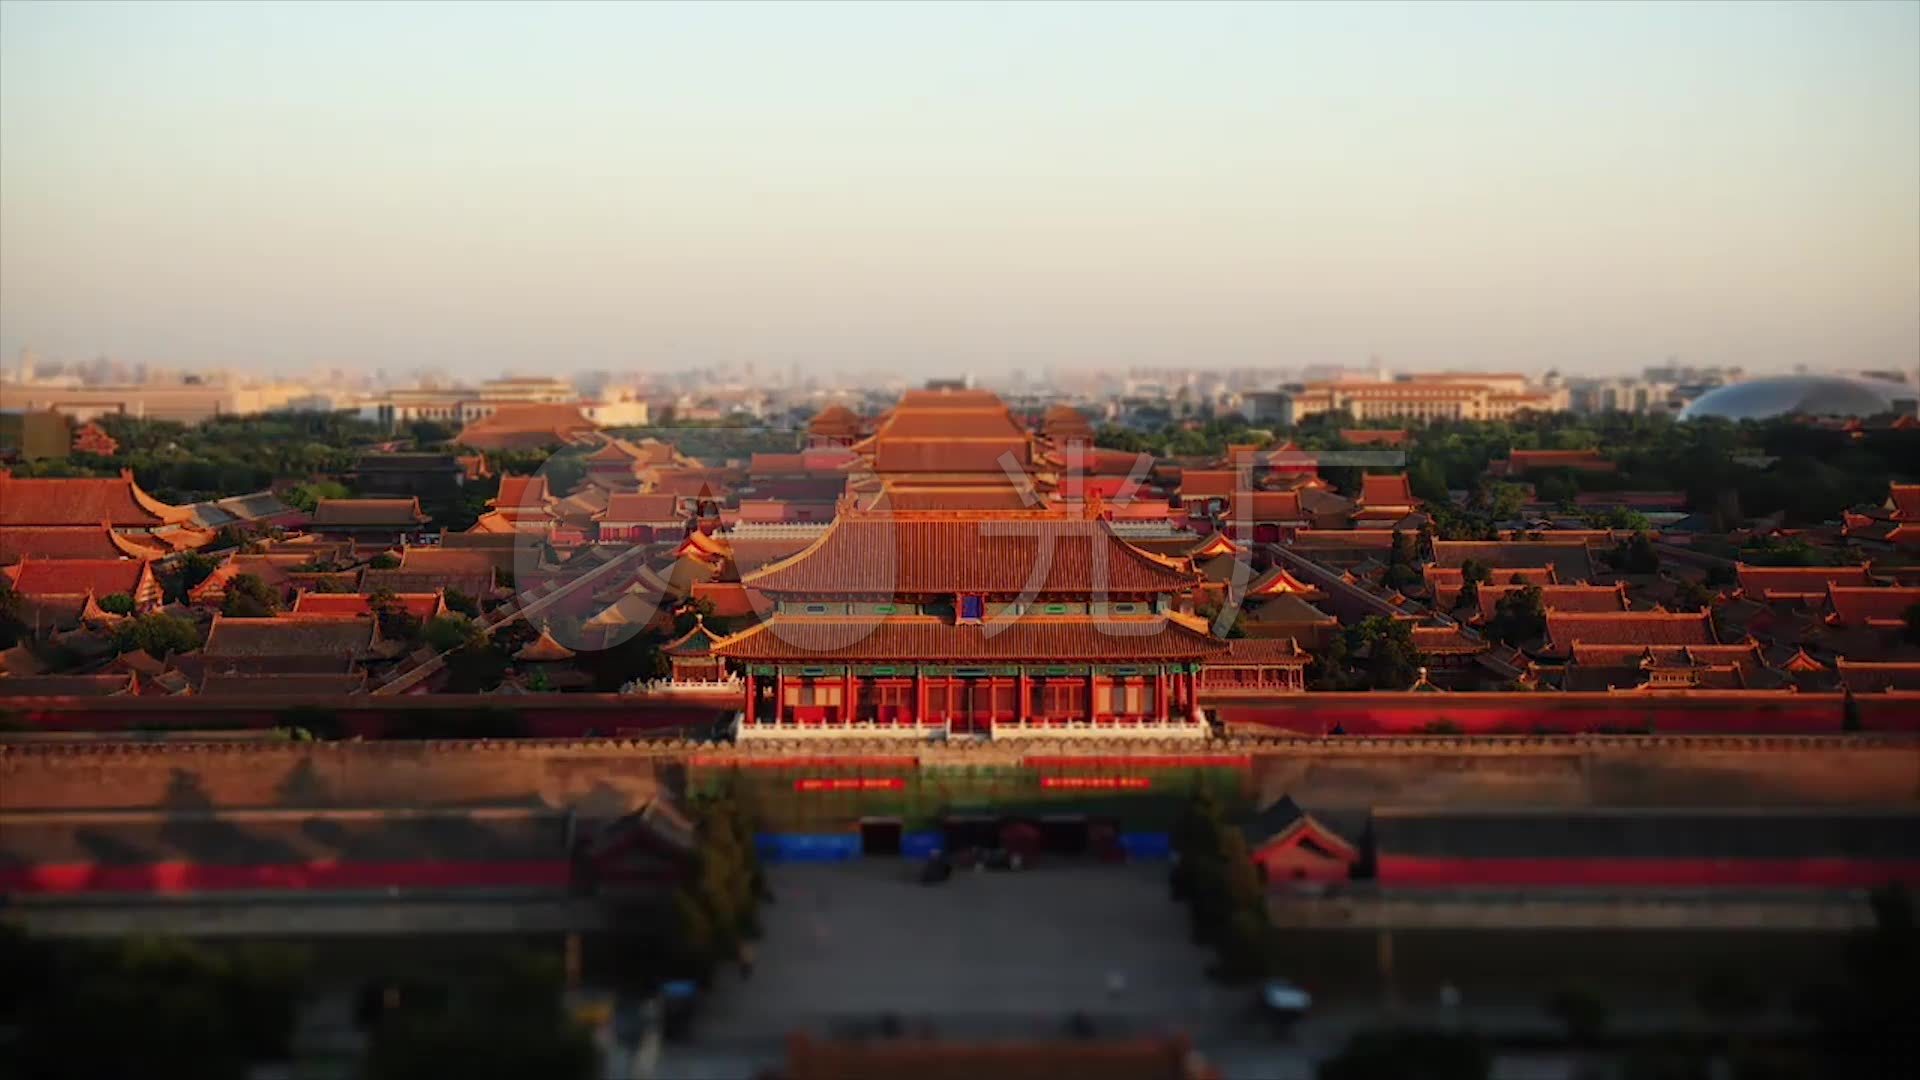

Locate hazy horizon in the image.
[2,0,1916,380]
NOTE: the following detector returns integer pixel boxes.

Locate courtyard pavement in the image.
[642,860,1822,1080]
[698,859,1245,1040]
[646,859,1332,1079]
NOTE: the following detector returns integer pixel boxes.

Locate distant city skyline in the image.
[1,0,1916,379]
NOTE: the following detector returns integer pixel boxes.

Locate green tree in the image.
[1408,456,1450,503]
[1484,585,1548,648]
[1486,481,1528,521]
[1385,529,1421,590]
[1543,988,1610,1046]
[404,419,457,447]
[1345,616,1424,690]
[1319,1028,1492,1080]
[1170,786,1271,968]
[0,579,25,648]
[1171,786,1227,901]
[1586,505,1652,532]
[1739,534,1837,567]
[717,785,770,905]
[362,951,597,1080]
[423,613,483,653]
[1430,502,1496,541]
[443,586,481,618]
[1216,907,1274,981]
[284,480,351,512]
[113,611,203,659]
[1452,577,1480,614]
[220,572,280,618]
[444,641,512,693]
[689,797,754,954]
[1671,579,1713,613]
[1533,469,1579,505]
[1,930,308,1080]
[97,592,137,615]
[365,586,421,642]
[277,704,344,741]
[1308,630,1354,690]
[1609,531,1662,575]
[666,886,720,982]
[1453,558,1492,614]
[164,551,219,602]
[369,552,402,570]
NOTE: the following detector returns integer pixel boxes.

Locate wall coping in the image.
[5,733,1917,760]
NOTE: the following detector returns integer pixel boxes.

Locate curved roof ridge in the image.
[738,512,848,587]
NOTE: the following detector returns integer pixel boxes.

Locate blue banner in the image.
[1119,832,1172,860]
[755,833,860,862]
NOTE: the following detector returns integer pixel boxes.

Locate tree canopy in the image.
[1,927,308,1080]
[113,611,204,659]
[220,573,281,618]
[361,950,598,1080]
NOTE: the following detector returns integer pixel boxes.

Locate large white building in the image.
[361,376,649,430]
[1280,373,1568,425]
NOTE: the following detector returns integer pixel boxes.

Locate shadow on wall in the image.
[274,758,332,808]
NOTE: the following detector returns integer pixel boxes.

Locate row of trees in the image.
[661,788,768,984]
[1168,788,1274,981]
[359,950,599,1080]
[8,412,389,504]
[0,926,308,1080]
[5,410,587,535]
[1319,886,1918,1079]
[1090,405,1915,530]
[1311,616,1426,691]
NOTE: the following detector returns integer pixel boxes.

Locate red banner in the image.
[793,777,906,792]
[1025,755,1249,770]
[698,755,921,769]
[1040,776,1152,790]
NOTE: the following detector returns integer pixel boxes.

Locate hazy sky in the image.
[2,0,1916,379]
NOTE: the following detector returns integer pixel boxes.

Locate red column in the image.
[845,668,858,725]
[743,672,756,724]
[1087,672,1099,722]
[1157,669,1169,722]
[1017,670,1029,727]
[915,670,928,726]
[774,670,786,726]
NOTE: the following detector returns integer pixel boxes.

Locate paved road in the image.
[642,861,1840,1080]
[240,861,1847,1078]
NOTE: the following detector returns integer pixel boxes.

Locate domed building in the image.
[1679,375,1907,421]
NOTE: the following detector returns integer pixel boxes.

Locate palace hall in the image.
[663,389,1307,737]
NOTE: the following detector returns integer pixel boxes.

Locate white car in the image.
[1259,979,1313,1017]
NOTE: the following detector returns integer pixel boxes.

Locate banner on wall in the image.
[793,777,907,792]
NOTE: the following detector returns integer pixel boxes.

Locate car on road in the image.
[1257,978,1313,1028]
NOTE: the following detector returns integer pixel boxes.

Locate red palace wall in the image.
[0,859,572,896]
[0,694,738,739]
[1377,856,1920,890]
[1213,693,1920,736]
[3,690,1912,739]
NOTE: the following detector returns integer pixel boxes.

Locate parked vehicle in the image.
[1257,978,1313,1028]
[660,980,700,1042]
[985,848,1025,871]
